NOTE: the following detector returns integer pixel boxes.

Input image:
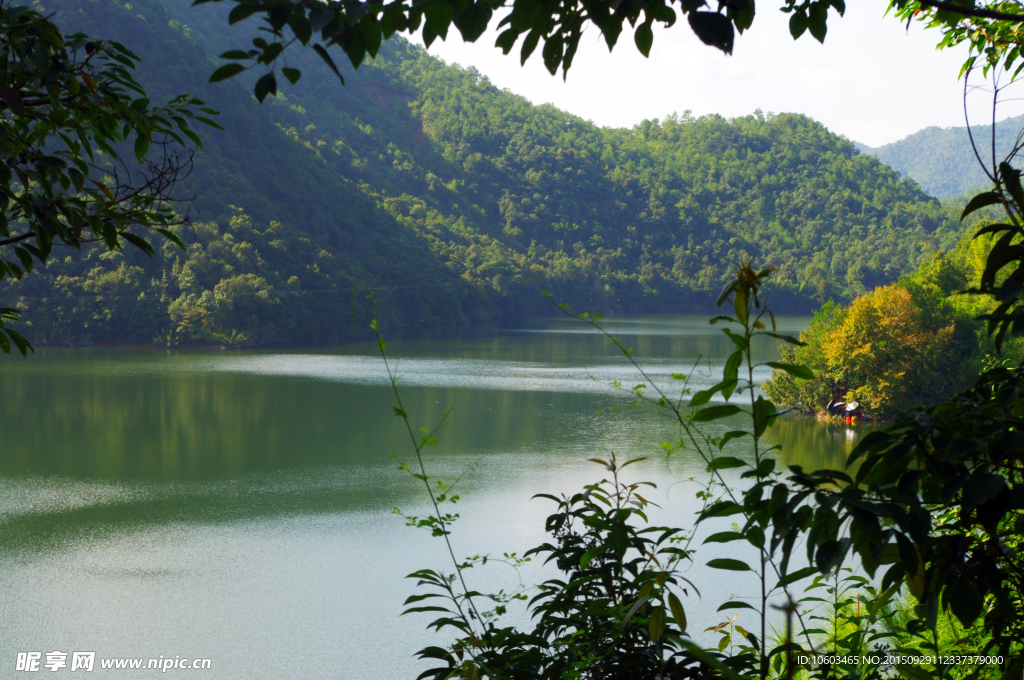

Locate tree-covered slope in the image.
[2,0,968,345]
[858,115,1024,199]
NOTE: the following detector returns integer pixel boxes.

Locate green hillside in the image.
[2,0,969,345]
[858,115,1024,199]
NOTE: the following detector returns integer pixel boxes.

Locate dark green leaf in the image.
[775,566,819,589]
[688,11,734,52]
[634,22,653,57]
[649,606,665,642]
[227,4,261,24]
[308,6,335,32]
[703,531,744,544]
[945,582,983,626]
[133,132,149,160]
[456,3,492,42]
[707,456,747,471]
[118,232,155,257]
[254,72,277,102]
[209,63,245,83]
[961,190,1001,219]
[789,10,808,38]
[313,44,344,83]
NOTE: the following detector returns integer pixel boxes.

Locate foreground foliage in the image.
[375,253,1023,679]
[0,0,216,351]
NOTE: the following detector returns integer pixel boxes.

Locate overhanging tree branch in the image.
[915,0,1024,22]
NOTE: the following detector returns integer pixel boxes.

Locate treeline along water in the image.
[0,316,868,678]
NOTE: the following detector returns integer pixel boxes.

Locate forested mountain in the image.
[858,115,1024,199]
[3,0,968,345]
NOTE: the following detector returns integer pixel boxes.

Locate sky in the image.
[413,0,1024,147]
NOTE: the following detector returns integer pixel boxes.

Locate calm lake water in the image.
[0,316,869,679]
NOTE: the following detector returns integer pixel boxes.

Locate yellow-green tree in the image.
[824,285,977,413]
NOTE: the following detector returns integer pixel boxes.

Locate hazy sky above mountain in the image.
[415,0,1024,147]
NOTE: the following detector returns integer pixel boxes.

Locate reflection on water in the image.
[0,315,873,679]
[770,415,869,471]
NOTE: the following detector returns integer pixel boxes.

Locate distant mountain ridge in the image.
[0,0,973,345]
[858,115,1024,199]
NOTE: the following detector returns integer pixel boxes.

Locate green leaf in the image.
[308,6,335,32]
[690,388,715,407]
[209,63,245,83]
[1001,162,1024,210]
[0,83,26,116]
[765,361,814,381]
[815,539,846,572]
[688,11,734,53]
[965,471,1006,504]
[12,247,33,274]
[227,3,260,24]
[520,29,541,65]
[749,458,775,478]
[3,326,32,356]
[456,3,492,42]
[701,500,743,519]
[716,600,756,611]
[133,132,149,160]
[495,28,517,54]
[752,396,777,438]
[722,351,743,399]
[154,229,186,251]
[692,404,742,422]
[945,582,983,627]
[541,33,564,75]
[961,190,1001,219]
[717,430,749,450]
[703,531,744,544]
[707,558,750,572]
[789,10,808,38]
[119,232,155,256]
[648,605,665,642]
[668,592,687,633]
[312,44,344,84]
[254,72,277,102]
[807,2,828,42]
[194,116,223,131]
[707,456,747,471]
[423,0,456,44]
[580,546,603,569]
[634,22,653,57]
[281,67,301,85]
[774,569,815,589]
[746,525,765,548]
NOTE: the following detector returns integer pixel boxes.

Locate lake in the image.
[0,315,869,678]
